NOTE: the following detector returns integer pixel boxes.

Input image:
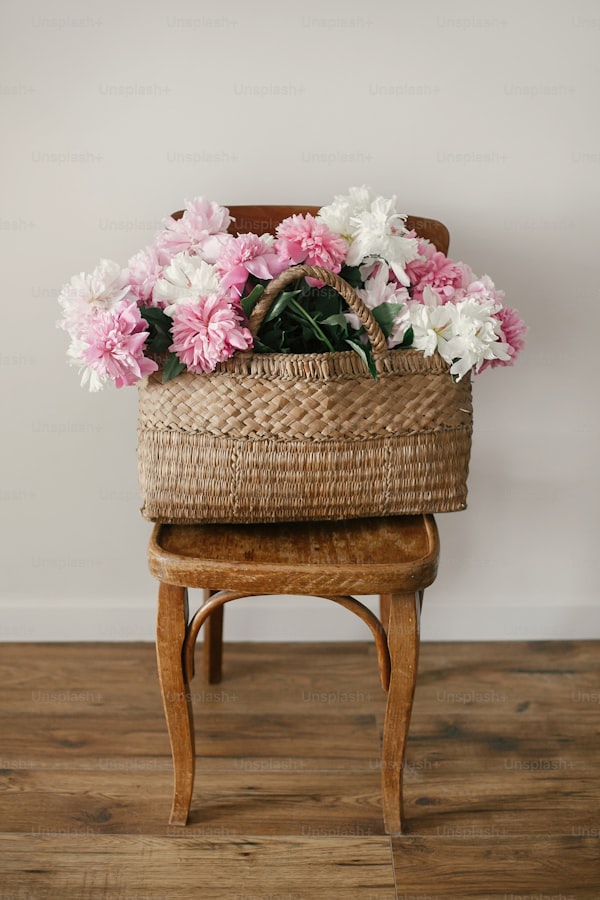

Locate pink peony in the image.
[155,196,232,262]
[405,239,465,303]
[170,295,253,374]
[477,305,528,372]
[79,300,158,390]
[275,213,348,272]
[353,261,410,347]
[127,244,167,303]
[216,233,286,297]
[459,272,505,306]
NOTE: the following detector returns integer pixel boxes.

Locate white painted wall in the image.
[2,0,599,642]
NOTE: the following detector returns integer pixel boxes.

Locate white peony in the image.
[442,297,511,380]
[408,287,511,380]
[317,184,375,237]
[152,252,223,316]
[408,288,455,358]
[346,196,419,285]
[57,258,130,338]
[318,187,419,286]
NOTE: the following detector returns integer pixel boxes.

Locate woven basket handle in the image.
[247,264,388,357]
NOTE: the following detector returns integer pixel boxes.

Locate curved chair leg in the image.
[203,589,224,685]
[379,593,391,631]
[156,582,195,826]
[381,591,421,835]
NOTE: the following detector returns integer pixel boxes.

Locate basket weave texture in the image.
[137,265,473,524]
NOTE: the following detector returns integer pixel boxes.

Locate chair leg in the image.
[379,593,391,631]
[203,589,224,684]
[381,591,421,835]
[156,582,195,826]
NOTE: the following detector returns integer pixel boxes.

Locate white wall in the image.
[2,0,599,642]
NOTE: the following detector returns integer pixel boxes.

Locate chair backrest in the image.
[171,204,449,254]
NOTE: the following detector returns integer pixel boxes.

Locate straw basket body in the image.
[137,265,473,524]
[137,350,473,524]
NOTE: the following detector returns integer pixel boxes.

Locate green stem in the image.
[288,298,335,352]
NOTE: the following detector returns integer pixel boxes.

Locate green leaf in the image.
[140,306,173,355]
[320,313,349,330]
[161,352,186,383]
[371,302,405,340]
[140,306,169,326]
[240,283,265,317]
[252,337,276,353]
[400,325,414,348]
[263,289,301,323]
[344,339,378,380]
[339,265,363,288]
[288,298,335,352]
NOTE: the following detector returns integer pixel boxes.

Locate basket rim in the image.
[144,347,457,384]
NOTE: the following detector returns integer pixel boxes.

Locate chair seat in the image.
[148,514,439,596]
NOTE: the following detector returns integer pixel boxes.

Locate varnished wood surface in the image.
[0,640,599,898]
[149,515,440,595]
[155,582,195,825]
[381,592,421,833]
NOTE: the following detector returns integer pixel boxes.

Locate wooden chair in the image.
[148,205,449,835]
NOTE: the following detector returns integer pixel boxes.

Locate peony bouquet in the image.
[58,186,526,390]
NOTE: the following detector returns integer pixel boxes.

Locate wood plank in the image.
[6,638,595,719]
[0,641,385,716]
[403,775,599,837]
[0,768,386,836]
[392,835,600,898]
[0,711,380,763]
[4,638,598,679]
[2,756,597,838]
[0,834,397,899]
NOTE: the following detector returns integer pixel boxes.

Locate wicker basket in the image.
[137,264,473,524]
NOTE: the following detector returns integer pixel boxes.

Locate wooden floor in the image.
[0,639,598,899]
